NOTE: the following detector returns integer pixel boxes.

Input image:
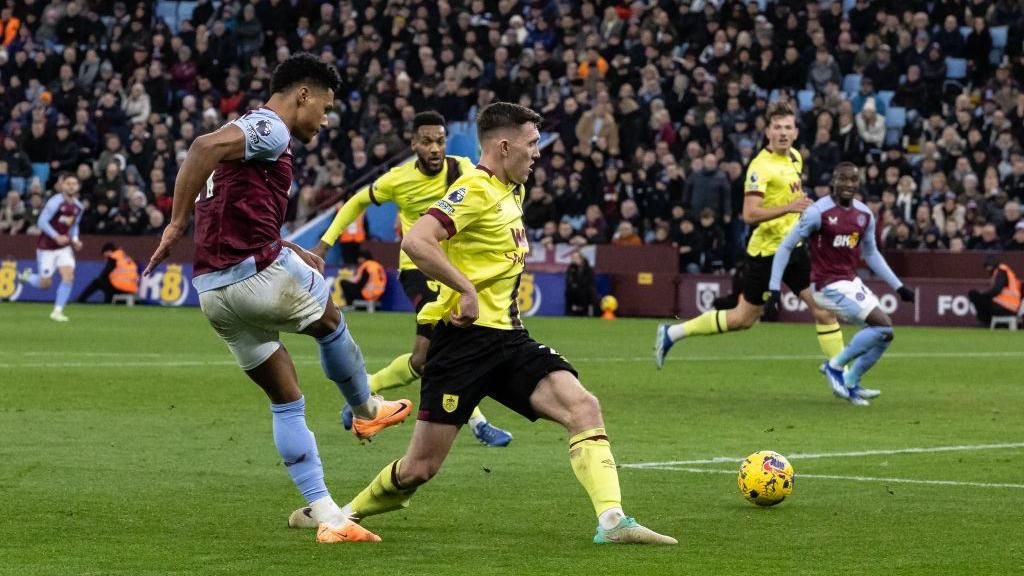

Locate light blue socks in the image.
[316,322,371,408]
[270,396,328,504]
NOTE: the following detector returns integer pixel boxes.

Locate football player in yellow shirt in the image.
[314,112,513,447]
[655,101,845,370]
[330,102,676,545]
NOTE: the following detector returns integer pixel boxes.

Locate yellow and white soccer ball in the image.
[600,294,618,313]
[737,450,794,506]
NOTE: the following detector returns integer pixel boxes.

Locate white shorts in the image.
[37,247,76,278]
[812,277,880,324]
[199,248,330,370]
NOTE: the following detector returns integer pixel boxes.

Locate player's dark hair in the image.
[833,161,859,177]
[101,242,116,254]
[270,53,341,96]
[413,111,446,133]
[476,102,543,139]
[765,101,796,123]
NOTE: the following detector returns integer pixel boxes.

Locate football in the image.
[600,295,618,313]
[737,450,794,506]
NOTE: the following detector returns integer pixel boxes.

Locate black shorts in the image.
[418,323,578,426]
[399,269,439,338]
[742,246,812,305]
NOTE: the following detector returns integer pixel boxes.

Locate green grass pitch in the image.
[1,302,1022,575]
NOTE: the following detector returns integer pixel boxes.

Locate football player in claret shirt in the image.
[332,102,676,546]
[314,110,513,447]
[655,101,846,371]
[769,162,915,405]
[19,173,84,322]
[144,53,411,544]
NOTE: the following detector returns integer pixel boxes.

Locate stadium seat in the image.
[797,89,815,112]
[946,58,967,79]
[960,26,971,41]
[991,25,1008,49]
[991,48,1003,67]
[842,0,856,14]
[877,90,895,109]
[989,306,1023,330]
[350,299,376,313]
[885,106,906,128]
[842,74,861,97]
[111,294,136,306]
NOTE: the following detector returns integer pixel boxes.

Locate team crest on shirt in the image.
[447,187,466,204]
[442,394,459,413]
[857,213,867,227]
[255,119,273,136]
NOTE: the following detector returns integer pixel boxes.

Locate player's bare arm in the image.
[402,215,478,327]
[741,193,812,225]
[144,124,246,276]
[314,189,375,258]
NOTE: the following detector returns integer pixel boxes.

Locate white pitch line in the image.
[3,350,1023,369]
[623,442,1024,469]
[628,466,1024,490]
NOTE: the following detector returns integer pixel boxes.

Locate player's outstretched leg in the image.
[249,348,380,543]
[340,352,419,431]
[369,352,419,393]
[533,371,676,544]
[655,298,763,370]
[567,427,675,545]
[654,310,729,369]
[311,317,412,440]
[469,407,513,447]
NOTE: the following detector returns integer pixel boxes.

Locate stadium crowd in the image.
[2,0,1024,273]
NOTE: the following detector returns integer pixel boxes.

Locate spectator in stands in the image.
[1,136,32,194]
[695,207,725,273]
[674,217,700,274]
[886,221,915,249]
[564,250,598,317]
[808,46,841,94]
[934,15,966,58]
[856,98,885,149]
[933,192,967,234]
[998,201,1022,242]
[524,185,557,233]
[1007,221,1024,250]
[970,223,1004,251]
[683,153,731,223]
[968,256,1021,325]
[864,44,900,92]
[0,191,26,235]
[612,220,642,246]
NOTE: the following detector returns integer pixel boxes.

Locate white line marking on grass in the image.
[4,351,1024,369]
[623,443,1024,469]
[22,351,164,357]
[629,466,1024,490]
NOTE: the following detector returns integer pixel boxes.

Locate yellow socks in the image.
[568,427,622,518]
[349,459,417,519]
[816,322,844,359]
[370,353,418,394]
[679,309,729,338]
